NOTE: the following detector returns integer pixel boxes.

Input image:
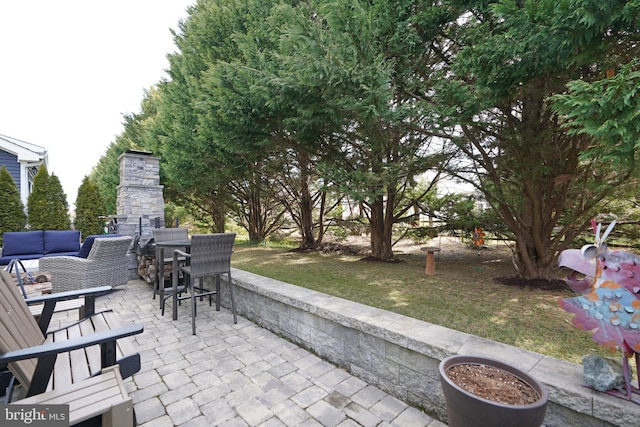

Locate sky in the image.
[0,1,195,207]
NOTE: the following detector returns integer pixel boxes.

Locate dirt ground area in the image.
[314,234,568,291]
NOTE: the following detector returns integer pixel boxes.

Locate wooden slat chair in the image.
[25,288,110,335]
[0,270,143,401]
[0,269,94,327]
[29,297,86,324]
[11,365,134,427]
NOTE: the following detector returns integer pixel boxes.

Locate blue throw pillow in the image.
[78,234,121,258]
[44,230,81,254]
[2,231,44,256]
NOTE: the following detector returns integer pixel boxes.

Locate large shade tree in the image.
[550,1,640,240]
[148,0,454,251]
[103,0,639,275]
[90,137,131,215]
[201,0,342,248]
[152,0,287,237]
[552,1,640,175]
[428,0,639,278]
[275,0,453,259]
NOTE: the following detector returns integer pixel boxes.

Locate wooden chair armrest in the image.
[26,286,112,333]
[0,324,143,365]
[0,324,142,397]
[25,286,112,305]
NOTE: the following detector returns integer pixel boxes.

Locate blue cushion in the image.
[78,234,121,258]
[42,251,80,258]
[0,253,42,265]
[2,231,44,256]
[44,230,81,254]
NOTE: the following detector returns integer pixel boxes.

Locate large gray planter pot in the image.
[439,355,549,427]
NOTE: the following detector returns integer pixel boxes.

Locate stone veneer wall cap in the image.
[117,184,164,190]
[118,151,159,160]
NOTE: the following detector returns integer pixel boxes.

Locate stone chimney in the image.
[113,150,165,236]
[110,150,165,279]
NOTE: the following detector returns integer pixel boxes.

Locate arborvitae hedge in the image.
[0,166,27,245]
[27,164,71,230]
[75,176,106,238]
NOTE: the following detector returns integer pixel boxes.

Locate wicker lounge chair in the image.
[40,236,133,292]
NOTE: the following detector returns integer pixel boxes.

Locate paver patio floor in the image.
[49,279,445,427]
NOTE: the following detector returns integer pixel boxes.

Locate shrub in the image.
[0,166,27,244]
[75,176,107,239]
[27,164,70,230]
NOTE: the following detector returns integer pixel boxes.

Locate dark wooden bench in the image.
[0,270,143,408]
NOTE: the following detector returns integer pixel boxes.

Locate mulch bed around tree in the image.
[493,275,568,291]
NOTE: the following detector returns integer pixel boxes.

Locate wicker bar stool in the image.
[163,233,237,335]
[152,227,189,304]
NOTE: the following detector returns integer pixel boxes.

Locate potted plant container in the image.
[439,355,549,427]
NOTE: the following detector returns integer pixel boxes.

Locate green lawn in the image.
[231,241,611,365]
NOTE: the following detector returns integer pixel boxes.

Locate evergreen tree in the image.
[90,137,131,214]
[75,176,106,238]
[48,174,71,229]
[27,165,50,229]
[425,0,638,279]
[27,165,71,230]
[0,166,27,244]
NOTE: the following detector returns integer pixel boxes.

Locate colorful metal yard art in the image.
[558,220,640,403]
[472,227,485,248]
[472,227,484,283]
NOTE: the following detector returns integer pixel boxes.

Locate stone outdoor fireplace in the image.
[112,150,165,235]
[109,150,165,279]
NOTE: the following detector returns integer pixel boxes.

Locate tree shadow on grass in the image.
[494,275,567,291]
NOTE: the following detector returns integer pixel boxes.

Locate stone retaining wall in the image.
[219,268,639,426]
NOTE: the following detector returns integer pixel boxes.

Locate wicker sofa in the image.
[39,236,133,292]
